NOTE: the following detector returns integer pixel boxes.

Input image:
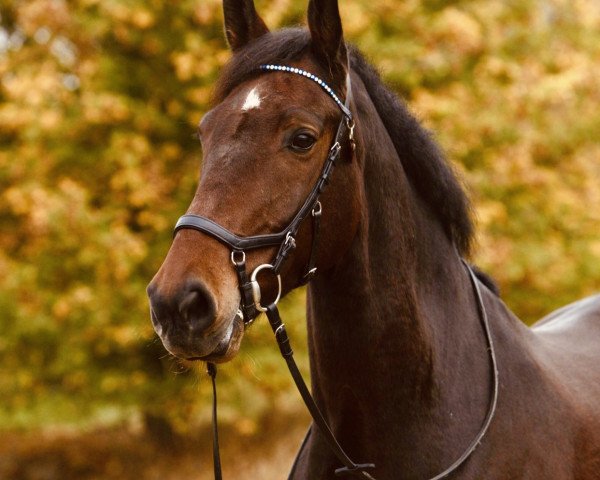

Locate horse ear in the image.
[223,0,269,51]
[307,0,348,84]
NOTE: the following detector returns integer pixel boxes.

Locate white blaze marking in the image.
[242,87,262,111]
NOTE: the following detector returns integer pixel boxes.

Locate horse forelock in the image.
[212,28,474,255]
[213,28,312,105]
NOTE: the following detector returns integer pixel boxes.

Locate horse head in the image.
[147,0,362,362]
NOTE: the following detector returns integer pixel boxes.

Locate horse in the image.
[146,0,600,478]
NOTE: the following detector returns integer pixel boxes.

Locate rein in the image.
[173,65,499,479]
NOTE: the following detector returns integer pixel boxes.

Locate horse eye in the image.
[290,133,316,151]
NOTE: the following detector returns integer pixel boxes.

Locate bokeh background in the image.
[1,0,599,478]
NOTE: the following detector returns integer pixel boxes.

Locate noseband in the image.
[172,65,499,480]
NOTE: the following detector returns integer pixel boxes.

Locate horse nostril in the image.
[178,282,216,333]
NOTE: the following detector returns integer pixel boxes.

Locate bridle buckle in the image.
[284,231,296,249]
[346,118,356,151]
[329,142,342,159]
[312,201,322,217]
[230,250,246,266]
[303,267,317,282]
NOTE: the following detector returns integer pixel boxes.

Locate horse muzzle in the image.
[147,278,245,362]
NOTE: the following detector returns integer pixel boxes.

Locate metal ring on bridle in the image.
[284,231,296,248]
[312,201,322,217]
[230,250,246,266]
[250,264,282,312]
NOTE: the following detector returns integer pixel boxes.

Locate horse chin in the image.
[190,313,245,364]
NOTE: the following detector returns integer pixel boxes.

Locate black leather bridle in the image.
[175,64,355,326]
[172,65,499,480]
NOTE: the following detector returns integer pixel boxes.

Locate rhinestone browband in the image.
[259,64,352,119]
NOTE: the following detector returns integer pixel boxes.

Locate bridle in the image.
[175,64,355,326]
[172,64,499,480]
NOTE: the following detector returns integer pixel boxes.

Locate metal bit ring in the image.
[250,264,282,312]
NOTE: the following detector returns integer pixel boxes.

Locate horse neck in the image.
[305,85,499,464]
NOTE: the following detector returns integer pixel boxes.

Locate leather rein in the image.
[173,65,499,479]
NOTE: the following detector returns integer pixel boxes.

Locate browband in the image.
[259,64,353,120]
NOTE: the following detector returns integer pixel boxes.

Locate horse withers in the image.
[147,1,600,478]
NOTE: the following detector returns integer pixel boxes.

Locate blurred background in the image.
[0,0,599,478]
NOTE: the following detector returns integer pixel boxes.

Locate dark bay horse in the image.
[147,0,600,478]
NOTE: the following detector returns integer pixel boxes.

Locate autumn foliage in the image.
[1,0,599,434]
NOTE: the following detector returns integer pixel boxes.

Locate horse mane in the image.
[214,28,474,255]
